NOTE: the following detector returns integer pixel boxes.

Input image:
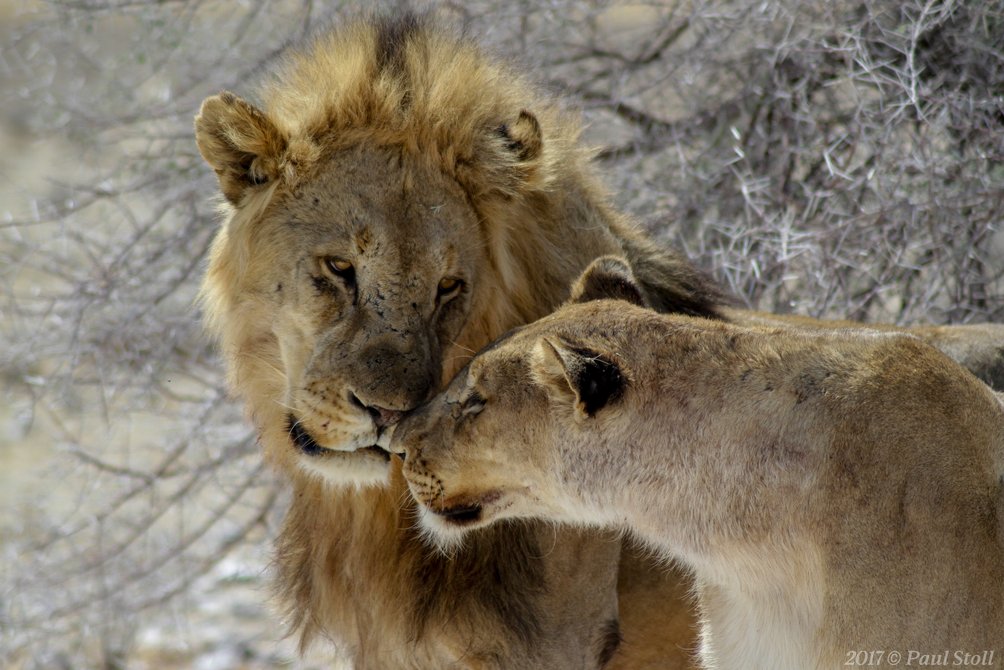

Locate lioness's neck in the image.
[575,317,830,555]
[695,543,827,670]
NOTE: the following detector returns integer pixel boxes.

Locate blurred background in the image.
[1,1,1001,667]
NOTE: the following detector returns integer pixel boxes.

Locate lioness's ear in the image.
[569,256,646,307]
[195,92,287,204]
[532,337,625,418]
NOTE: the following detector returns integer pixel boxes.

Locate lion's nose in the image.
[349,392,404,429]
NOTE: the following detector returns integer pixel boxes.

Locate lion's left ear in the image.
[195,92,289,204]
[531,337,625,418]
[569,256,646,307]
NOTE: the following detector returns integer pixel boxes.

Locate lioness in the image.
[195,12,1004,669]
[398,257,1004,670]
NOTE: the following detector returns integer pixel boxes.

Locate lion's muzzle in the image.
[348,391,404,429]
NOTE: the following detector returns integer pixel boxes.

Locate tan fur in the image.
[731,309,1004,391]
[399,258,1004,670]
[196,14,689,668]
[195,13,1003,669]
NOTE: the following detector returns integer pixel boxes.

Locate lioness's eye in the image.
[322,257,355,283]
[437,277,463,298]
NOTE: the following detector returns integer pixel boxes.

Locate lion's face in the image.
[196,79,563,488]
[270,147,489,483]
[202,141,493,484]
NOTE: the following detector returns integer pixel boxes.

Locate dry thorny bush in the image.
[1,0,1001,666]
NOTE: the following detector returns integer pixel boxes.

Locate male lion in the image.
[195,12,1004,669]
[399,257,1004,670]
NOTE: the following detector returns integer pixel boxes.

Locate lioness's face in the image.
[396,311,632,544]
[261,146,488,484]
[395,334,561,543]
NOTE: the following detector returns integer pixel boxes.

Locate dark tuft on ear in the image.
[573,347,625,417]
[497,110,542,162]
[569,256,646,307]
[533,337,625,418]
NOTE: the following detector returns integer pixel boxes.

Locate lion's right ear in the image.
[568,256,646,307]
[497,110,543,164]
[531,337,625,418]
[195,92,287,204]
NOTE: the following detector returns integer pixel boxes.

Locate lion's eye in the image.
[323,257,355,283]
[437,277,462,298]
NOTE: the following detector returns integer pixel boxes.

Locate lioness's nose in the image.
[389,411,425,458]
[349,392,404,428]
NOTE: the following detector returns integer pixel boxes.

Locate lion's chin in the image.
[297,446,394,488]
[287,413,395,487]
